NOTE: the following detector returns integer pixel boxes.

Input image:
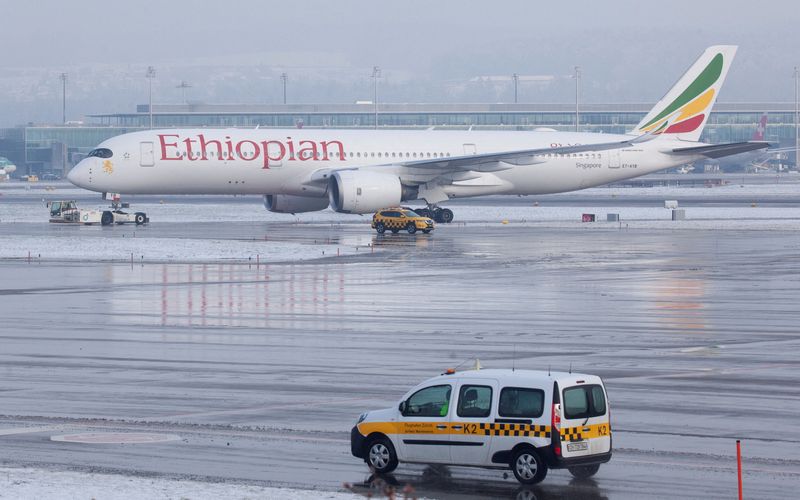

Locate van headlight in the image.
[357,412,368,424]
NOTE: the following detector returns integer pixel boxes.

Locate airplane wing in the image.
[670,141,769,159]
[387,133,656,172]
[305,133,656,187]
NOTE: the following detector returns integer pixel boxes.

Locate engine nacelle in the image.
[263,194,329,214]
[328,170,402,214]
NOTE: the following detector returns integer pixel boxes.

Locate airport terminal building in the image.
[1,102,797,176]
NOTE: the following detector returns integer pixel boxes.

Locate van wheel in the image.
[367,437,398,474]
[375,222,385,234]
[406,223,417,234]
[568,464,600,479]
[511,448,547,485]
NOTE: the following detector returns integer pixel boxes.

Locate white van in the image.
[351,368,611,484]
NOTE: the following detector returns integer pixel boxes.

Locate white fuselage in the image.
[68,128,700,200]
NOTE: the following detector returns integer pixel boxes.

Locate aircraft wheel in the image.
[440,208,454,223]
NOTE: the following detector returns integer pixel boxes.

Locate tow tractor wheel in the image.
[375,222,386,234]
[100,211,113,226]
[511,447,547,485]
[406,223,417,234]
[367,437,398,474]
[135,213,146,225]
[568,464,600,479]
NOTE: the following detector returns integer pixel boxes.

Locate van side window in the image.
[457,385,492,418]
[563,385,606,419]
[404,385,452,417]
[499,387,544,418]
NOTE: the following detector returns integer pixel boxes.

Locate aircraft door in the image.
[607,149,620,169]
[140,142,155,167]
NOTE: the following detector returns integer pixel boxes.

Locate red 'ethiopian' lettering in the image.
[157,134,347,168]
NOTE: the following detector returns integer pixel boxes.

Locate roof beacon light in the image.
[444,368,456,375]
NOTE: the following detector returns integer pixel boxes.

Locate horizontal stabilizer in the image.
[670,141,769,159]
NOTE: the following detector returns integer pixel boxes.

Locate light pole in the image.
[60,73,67,124]
[512,73,519,104]
[574,66,581,132]
[372,66,381,129]
[280,73,288,104]
[795,66,799,170]
[146,66,156,129]
[176,80,191,104]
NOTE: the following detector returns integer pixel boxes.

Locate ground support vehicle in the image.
[351,367,611,485]
[371,208,434,234]
[48,200,148,226]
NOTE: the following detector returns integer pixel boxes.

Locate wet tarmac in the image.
[1,190,799,499]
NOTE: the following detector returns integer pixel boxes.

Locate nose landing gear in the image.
[416,205,454,224]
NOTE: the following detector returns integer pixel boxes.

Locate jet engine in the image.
[328,171,403,214]
[263,194,329,214]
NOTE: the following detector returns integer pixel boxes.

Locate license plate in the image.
[567,441,589,452]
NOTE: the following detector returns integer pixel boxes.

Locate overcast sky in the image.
[1,0,799,124]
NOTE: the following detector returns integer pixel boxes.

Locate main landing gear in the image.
[415,206,454,224]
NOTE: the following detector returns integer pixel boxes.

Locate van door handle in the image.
[452,425,463,430]
[436,425,448,430]
[583,427,591,432]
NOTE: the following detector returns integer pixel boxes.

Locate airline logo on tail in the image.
[634,46,737,142]
[753,113,768,141]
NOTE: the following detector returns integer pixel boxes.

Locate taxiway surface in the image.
[0,187,799,499]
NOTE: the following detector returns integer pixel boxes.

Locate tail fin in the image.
[752,112,767,141]
[633,45,737,142]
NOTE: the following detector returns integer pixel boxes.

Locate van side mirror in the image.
[399,401,407,414]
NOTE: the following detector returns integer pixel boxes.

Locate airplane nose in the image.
[67,160,91,189]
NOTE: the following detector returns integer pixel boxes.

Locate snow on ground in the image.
[2,182,799,263]
[0,235,363,263]
[0,466,360,500]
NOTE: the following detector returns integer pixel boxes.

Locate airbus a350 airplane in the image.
[68,45,767,223]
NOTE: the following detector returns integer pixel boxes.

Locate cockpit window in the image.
[87,148,113,158]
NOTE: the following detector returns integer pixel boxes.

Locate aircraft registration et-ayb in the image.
[68,45,767,223]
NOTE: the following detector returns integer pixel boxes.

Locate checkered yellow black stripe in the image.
[559,423,611,442]
[478,423,550,438]
[378,217,411,229]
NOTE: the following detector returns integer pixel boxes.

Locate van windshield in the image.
[563,385,606,420]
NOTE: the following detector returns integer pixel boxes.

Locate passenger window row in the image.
[403,384,545,418]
